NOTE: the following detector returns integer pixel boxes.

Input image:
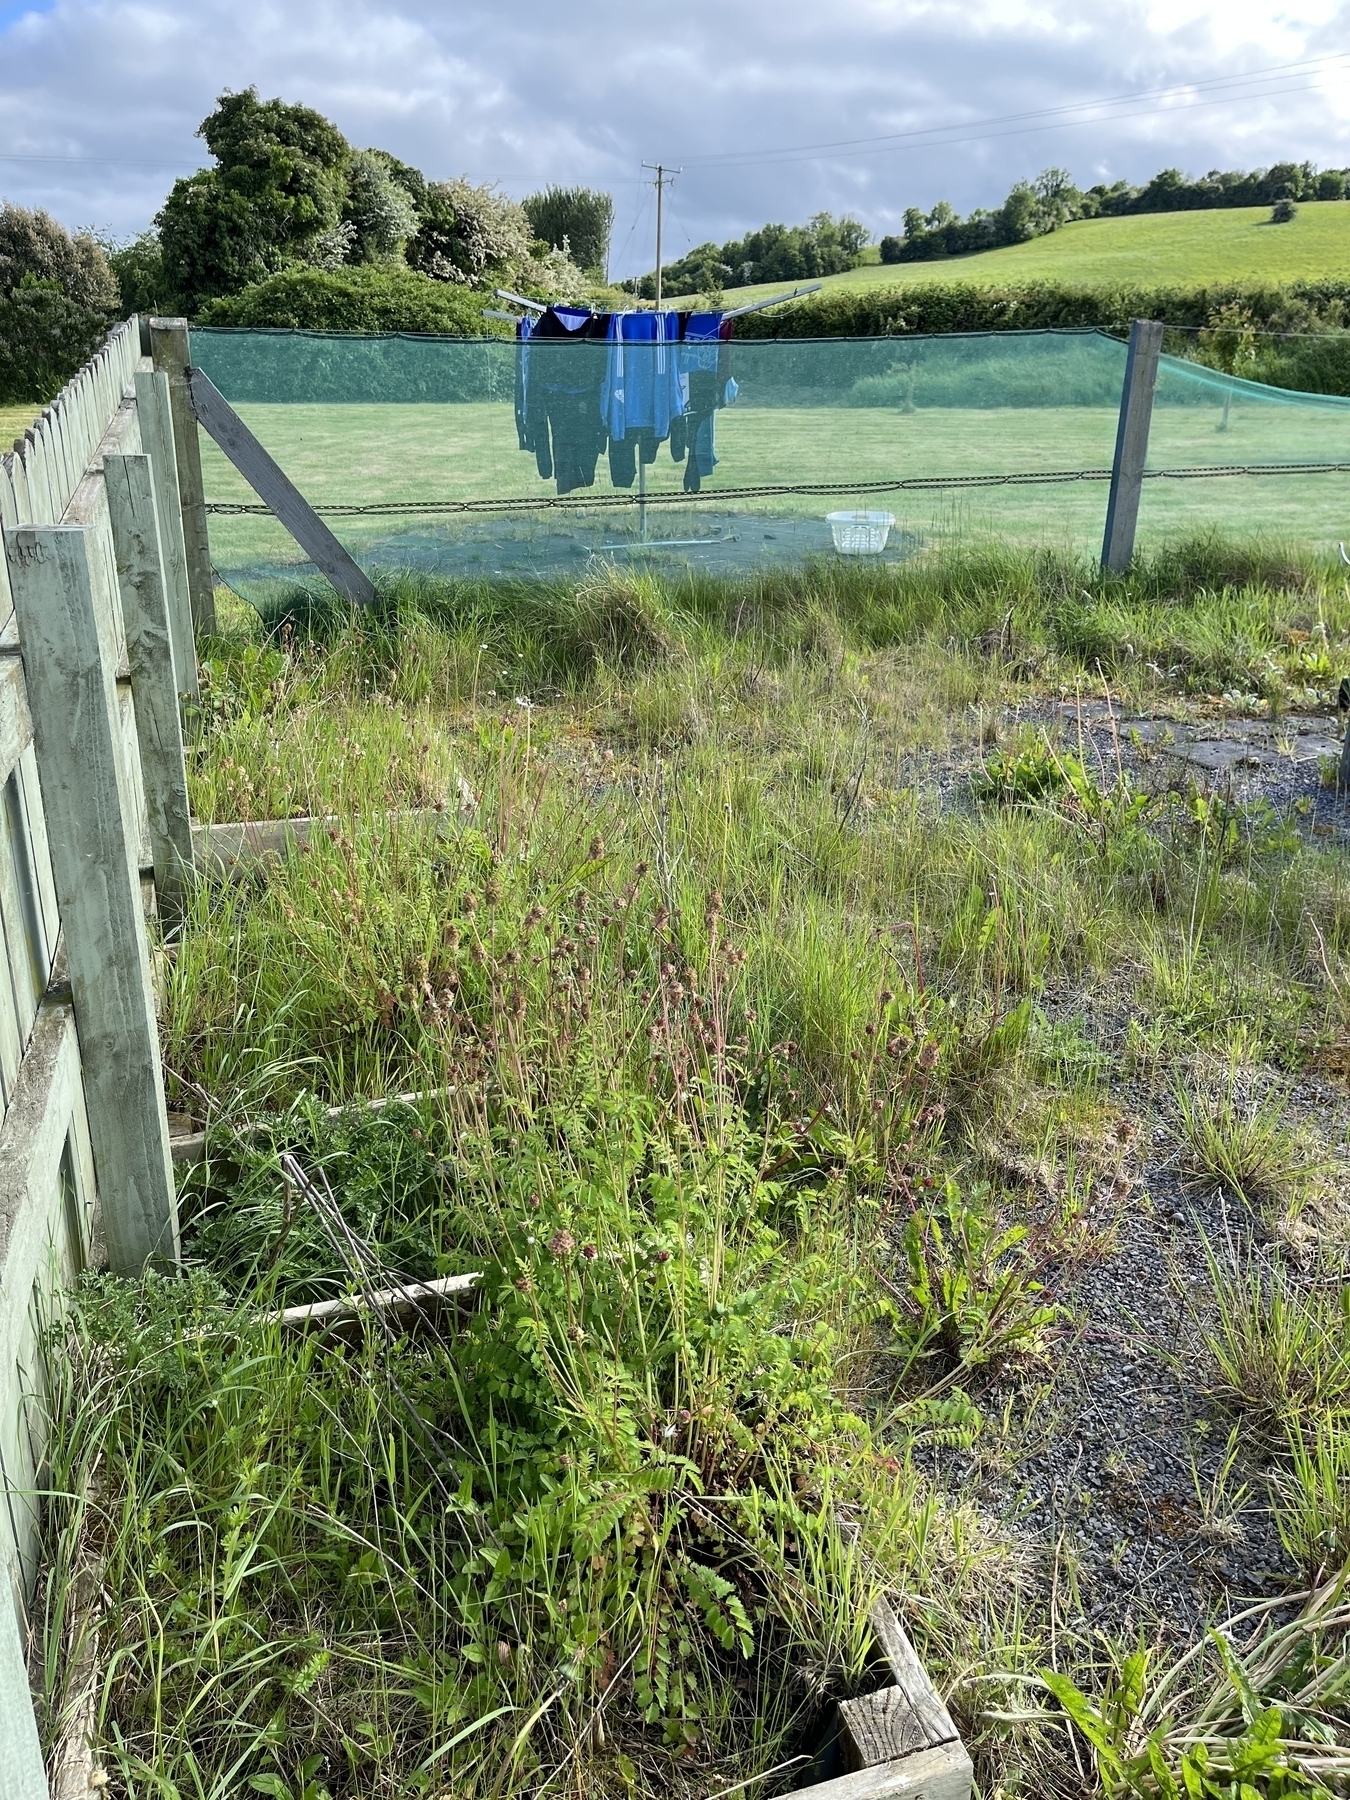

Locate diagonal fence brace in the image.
[186,367,376,608]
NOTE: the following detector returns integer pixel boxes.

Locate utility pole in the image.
[642,162,680,309]
[637,162,680,545]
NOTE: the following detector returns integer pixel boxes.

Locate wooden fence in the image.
[0,317,194,1798]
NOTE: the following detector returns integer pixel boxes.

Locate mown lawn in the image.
[36,542,1350,1800]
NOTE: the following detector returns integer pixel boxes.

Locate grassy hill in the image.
[670,201,1350,308]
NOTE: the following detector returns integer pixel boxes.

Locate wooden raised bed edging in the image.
[274,1271,480,1340]
[191,808,458,880]
[794,1586,972,1800]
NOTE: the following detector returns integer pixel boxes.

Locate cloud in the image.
[1,0,1348,272]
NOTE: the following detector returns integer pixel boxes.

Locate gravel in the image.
[902,694,1350,1643]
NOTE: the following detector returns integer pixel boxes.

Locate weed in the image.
[1272,1416,1350,1579]
[895,1179,1062,1378]
[1174,1075,1322,1214]
[1202,1247,1350,1426]
[37,539,1350,1798]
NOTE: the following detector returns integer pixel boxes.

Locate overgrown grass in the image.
[36,538,1350,1799]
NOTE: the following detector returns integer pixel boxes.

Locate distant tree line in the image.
[631,213,872,301]
[881,161,1350,263]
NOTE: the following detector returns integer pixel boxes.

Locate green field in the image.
[0,404,38,445]
[671,202,1350,307]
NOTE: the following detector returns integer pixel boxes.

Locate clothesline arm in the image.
[495,288,548,313]
[723,284,824,321]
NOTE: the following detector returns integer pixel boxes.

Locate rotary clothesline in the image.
[512,304,738,498]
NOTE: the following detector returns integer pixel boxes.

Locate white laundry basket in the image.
[826,510,895,554]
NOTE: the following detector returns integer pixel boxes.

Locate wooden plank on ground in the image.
[792,1741,974,1800]
[866,1599,960,1748]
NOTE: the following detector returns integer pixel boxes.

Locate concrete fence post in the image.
[104,453,194,914]
[148,318,216,637]
[2,524,179,1273]
[1101,318,1164,575]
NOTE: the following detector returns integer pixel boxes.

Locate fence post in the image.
[148,317,216,637]
[1101,318,1164,575]
[0,1587,46,1798]
[104,453,194,914]
[2,525,179,1274]
[133,369,198,699]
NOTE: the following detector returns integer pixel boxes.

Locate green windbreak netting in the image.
[188,324,1350,597]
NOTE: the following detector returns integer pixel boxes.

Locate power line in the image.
[663,51,1350,171]
[0,149,196,167]
[4,48,1346,192]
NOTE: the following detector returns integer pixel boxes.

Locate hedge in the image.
[732,278,1350,339]
[197,264,497,335]
[733,278,1350,396]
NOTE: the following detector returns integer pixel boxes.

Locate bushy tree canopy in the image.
[157,87,352,312]
[343,151,420,264]
[0,204,118,403]
[0,203,117,310]
[406,179,535,286]
[523,187,614,278]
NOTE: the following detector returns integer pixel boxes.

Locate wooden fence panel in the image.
[0,319,188,1795]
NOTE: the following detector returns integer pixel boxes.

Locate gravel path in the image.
[896,695,1350,1642]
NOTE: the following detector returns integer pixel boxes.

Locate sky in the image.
[1,0,1349,278]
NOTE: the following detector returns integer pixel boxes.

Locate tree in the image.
[1032,167,1082,229]
[1263,162,1306,202]
[522,187,614,278]
[0,204,117,309]
[156,87,351,312]
[343,150,419,264]
[406,179,534,286]
[0,204,118,403]
[106,231,169,316]
[997,183,1038,243]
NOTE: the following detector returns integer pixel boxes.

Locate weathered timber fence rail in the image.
[0,316,199,1797]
